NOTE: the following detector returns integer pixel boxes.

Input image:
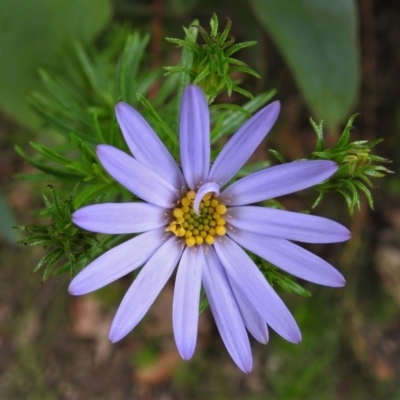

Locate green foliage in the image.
[250,0,359,129]
[310,115,393,214]
[12,13,389,290]
[15,184,105,281]
[0,0,111,130]
[199,289,209,314]
[17,28,160,185]
[165,13,260,103]
[263,264,312,298]
[210,89,276,143]
[29,28,156,146]
[19,24,276,188]
[15,138,110,184]
[249,254,312,298]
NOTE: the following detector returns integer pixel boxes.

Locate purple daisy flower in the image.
[69,85,350,372]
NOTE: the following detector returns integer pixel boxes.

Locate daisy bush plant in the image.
[16,14,391,374]
[69,85,350,372]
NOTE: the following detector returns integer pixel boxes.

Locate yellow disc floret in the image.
[166,191,228,247]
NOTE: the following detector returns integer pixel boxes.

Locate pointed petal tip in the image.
[288,330,302,344]
[318,269,346,287]
[71,208,87,228]
[270,99,281,111]
[344,228,352,241]
[109,328,123,343]
[182,84,207,103]
[264,99,281,119]
[67,282,77,296]
[115,101,136,120]
[115,102,129,118]
[294,336,302,345]
[331,274,346,288]
[178,348,195,361]
[325,160,339,175]
[68,275,86,296]
[116,100,129,108]
[71,210,78,224]
[333,225,352,243]
[185,84,203,94]
[115,101,126,111]
[239,361,253,373]
[278,327,302,344]
[96,143,108,157]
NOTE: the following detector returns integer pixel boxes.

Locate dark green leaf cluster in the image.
[310,115,393,214]
[16,184,104,282]
[165,13,260,103]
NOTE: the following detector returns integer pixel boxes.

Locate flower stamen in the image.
[166,190,227,247]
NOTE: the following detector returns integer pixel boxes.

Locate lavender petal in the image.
[228,228,346,287]
[97,144,179,208]
[214,237,301,343]
[179,85,210,189]
[68,229,166,295]
[72,203,169,234]
[228,206,351,243]
[173,246,203,360]
[208,101,280,187]
[109,236,184,342]
[203,246,253,373]
[116,102,185,189]
[230,280,269,344]
[221,160,338,205]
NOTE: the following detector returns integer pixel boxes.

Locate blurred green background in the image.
[1,0,400,399]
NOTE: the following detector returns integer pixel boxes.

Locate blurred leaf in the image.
[0,192,20,242]
[0,0,112,129]
[165,0,199,16]
[250,0,359,129]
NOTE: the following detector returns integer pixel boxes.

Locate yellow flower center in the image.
[166,190,227,247]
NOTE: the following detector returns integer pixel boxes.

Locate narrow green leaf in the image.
[309,118,325,152]
[337,188,353,213]
[225,41,258,57]
[34,248,62,273]
[210,103,251,117]
[218,17,232,44]
[353,180,374,209]
[210,13,219,37]
[228,66,261,79]
[231,85,253,100]
[311,192,324,209]
[116,32,151,104]
[268,149,286,164]
[29,142,70,165]
[42,249,64,281]
[15,145,83,180]
[338,113,359,146]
